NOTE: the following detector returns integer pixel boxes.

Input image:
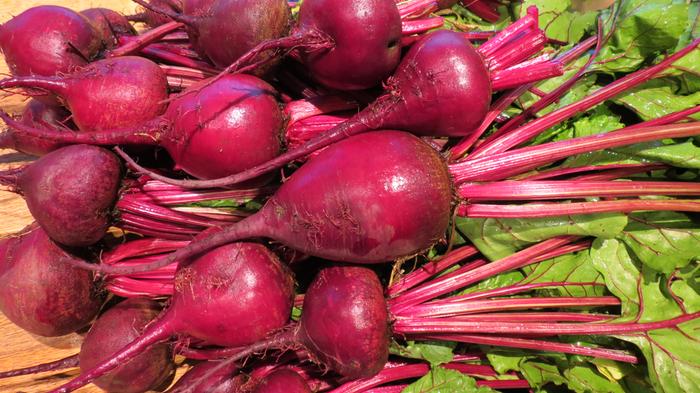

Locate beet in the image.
[91,131,451,276]
[0,145,122,247]
[0,6,101,77]
[80,8,137,49]
[0,99,73,156]
[0,74,283,180]
[51,242,295,393]
[134,29,490,188]
[0,56,168,132]
[299,266,389,378]
[135,0,290,68]
[0,225,103,336]
[253,369,312,393]
[80,298,174,393]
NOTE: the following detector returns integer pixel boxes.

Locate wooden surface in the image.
[0,1,189,392]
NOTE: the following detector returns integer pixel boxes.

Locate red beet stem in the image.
[0,354,79,379]
[107,21,184,57]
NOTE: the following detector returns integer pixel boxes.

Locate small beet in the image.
[3,145,122,247]
[0,6,101,77]
[1,99,73,156]
[253,368,312,393]
[80,298,174,393]
[0,56,168,132]
[81,8,137,48]
[0,225,103,336]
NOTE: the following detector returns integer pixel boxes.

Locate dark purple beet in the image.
[0,99,73,156]
[296,0,401,90]
[81,8,137,49]
[80,298,174,393]
[0,225,103,336]
[51,242,295,393]
[88,130,452,276]
[0,56,168,132]
[0,74,283,180]
[129,29,490,188]
[298,266,389,379]
[166,361,242,393]
[0,6,101,77]
[253,369,312,393]
[8,145,122,247]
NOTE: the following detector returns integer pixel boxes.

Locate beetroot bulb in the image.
[80,8,137,49]
[0,99,73,156]
[49,242,295,393]
[0,74,284,180]
[253,369,312,393]
[0,6,101,78]
[133,0,291,69]
[80,131,452,278]
[79,298,175,393]
[0,56,168,132]
[0,145,122,247]
[0,225,103,336]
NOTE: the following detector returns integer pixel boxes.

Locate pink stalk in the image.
[520,163,667,181]
[102,238,188,264]
[571,165,669,181]
[159,64,213,79]
[286,115,349,151]
[431,282,607,303]
[485,30,547,71]
[284,95,359,126]
[463,0,501,22]
[471,38,700,158]
[388,245,479,296]
[410,312,613,323]
[389,236,584,312]
[397,0,438,18]
[491,61,563,90]
[401,17,444,35]
[125,180,276,205]
[458,180,700,201]
[138,44,219,73]
[478,7,538,58]
[396,296,620,318]
[449,122,700,183]
[161,31,189,41]
[424,334,638,363]
[117,197,223,228]
[106,277,174,297]
[460,199,700,218]
[394,311,699,335]
[107,21,184,57]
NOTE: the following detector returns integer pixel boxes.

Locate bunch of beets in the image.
[0,0,698,392]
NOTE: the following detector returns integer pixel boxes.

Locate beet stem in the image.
[0,354,79,379]
[107,21,184,57]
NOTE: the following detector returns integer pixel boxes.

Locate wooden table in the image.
[0,1,188,391]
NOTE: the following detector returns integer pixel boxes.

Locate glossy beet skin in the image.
[16,145,122,247]
[297,0,401,90]
[0,100,72,156]
[299,266,389,379]
[81,8,136,48]
[52,242,295,393]
[0,225,103,336]
[196,0,290,68]
[0,74,284,180]
[253,369,312,393]
[0,57,168,132]
[0,6,101,77]
[80,298,174,393]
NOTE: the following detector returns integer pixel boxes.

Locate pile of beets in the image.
[0,0,698,392]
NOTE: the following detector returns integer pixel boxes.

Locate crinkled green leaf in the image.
[521,250,606,297]
[519,0,597,42]
[670,264,700,313]
[614,83,700,121]
[401,366,496,393]
[589,239,700,392]
[396,341,456,366]
[484,349,526,375]
[456,214,628,260]
[618,211,700,273]
[459,270,524,296]
[563,364,627,393]
[519,360,569,389]
[595,0,691,73]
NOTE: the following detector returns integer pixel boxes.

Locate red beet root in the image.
[0,99,73,156]
[0,145,122,247]
[0,56,168,132]
[0,225,103,336]
[0,74,283,180]
[0,6,101,78]
[80,298,175,393]
[51,242,295,393]
[81,8,137,49]
[253,368,312,393]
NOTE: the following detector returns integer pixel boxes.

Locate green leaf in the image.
[669,264,700,313]
[614,83,700,121]
[456,214,628,260]
[590,239,700,392]
[563,364,627,393]
[401,366,496,393]
[396,341,456,366]
[595,0,691,73]
[484,349,526,374]
[618,211,700,273]
[519,360,569,389]
[519,0,597,42]
[521,250,606,297]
